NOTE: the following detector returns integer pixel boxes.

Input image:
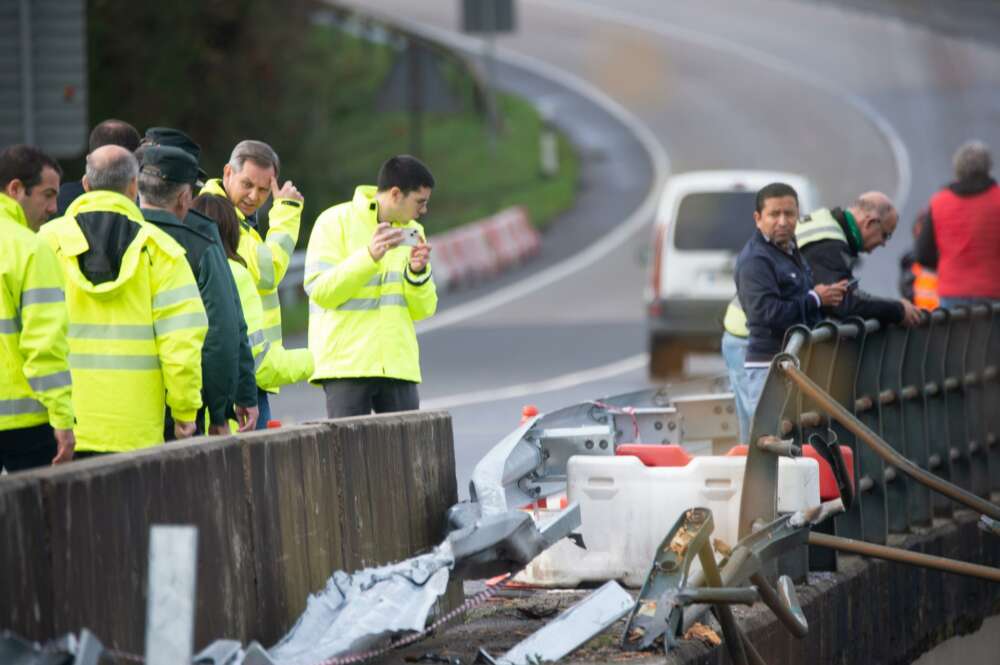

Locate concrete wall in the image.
[0,411,458,652]
[668,508,1000,665]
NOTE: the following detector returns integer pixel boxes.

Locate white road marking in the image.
[423,353,650,410]
[537,0,912,209]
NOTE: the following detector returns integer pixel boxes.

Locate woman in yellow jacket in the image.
[191,195,312,409]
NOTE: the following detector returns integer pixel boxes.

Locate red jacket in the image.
[929,183,1000,298]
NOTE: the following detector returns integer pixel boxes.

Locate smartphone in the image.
[846,277,860,291]
[399,227,422,247]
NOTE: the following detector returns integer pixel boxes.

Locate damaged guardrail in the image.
[6,304,999,664]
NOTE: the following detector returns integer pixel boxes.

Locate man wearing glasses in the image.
[796,191,922,326]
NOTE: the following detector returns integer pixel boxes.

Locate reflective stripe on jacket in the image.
[305,186,437,383]
[0,194,74,431]
[38,191,207,452]
[229,259,312,391]
[200,179,302,346]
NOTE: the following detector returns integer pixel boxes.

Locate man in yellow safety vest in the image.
[0,145,76,470]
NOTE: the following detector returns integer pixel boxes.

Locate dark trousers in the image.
[322,378,420,419]
[255,389,271,430]
[0,423,57,473]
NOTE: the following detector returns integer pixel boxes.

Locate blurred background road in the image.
[274,0,1000,495]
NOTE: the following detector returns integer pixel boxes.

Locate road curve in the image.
[275,0,1000,495]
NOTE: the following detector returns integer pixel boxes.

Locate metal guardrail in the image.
[739,303,1000,555]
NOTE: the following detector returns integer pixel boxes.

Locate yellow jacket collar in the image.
[202,178,246,221]
[0,193,29,229]
[352,186,380,222]
[65,189,145,224]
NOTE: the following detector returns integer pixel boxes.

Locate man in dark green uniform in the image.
[140,129,259,432]
[138,146,255,435]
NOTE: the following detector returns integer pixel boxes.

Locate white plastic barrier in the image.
[515,454,820,588]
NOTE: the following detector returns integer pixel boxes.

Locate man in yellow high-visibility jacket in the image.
[39,146,207,454]
[200,140,303,428]
[0,145,76,469]
[306,155,437,418]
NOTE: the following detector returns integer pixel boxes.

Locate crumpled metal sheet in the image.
[265,543,455,664]
[470,417,542,516]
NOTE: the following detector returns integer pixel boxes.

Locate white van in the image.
[646,170,818,376]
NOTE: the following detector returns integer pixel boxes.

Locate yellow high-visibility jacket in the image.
[200,179,302,348]
[305,186,437,383]
[0,194,74,431]
[228,258,312,391]
[723,297,749,338]
[39,191,207,452]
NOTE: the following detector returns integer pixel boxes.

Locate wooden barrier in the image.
[0,411,458,652]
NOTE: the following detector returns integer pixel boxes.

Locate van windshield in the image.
[673,191,757,252]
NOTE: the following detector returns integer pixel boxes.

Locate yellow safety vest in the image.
[38,191,207,452]
[305,186,437,383]
[200,179,302,347]
[229,258,312,391]
[723,297,749,338]
[0,194,74,431]
[795,208,848,246]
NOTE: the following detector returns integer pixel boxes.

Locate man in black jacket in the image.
[138,146,254,436]
[735,182,847,425]
[797,191,921,327]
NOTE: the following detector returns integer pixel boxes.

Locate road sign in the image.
[461,0,517,34]
[0,0,87,157]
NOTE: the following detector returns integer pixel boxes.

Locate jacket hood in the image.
[352,185,379,216]
[0,193,29,229]
[949,175,996,197]
[45,190,183,298]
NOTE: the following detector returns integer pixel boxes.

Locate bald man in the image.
[796,191,921,325]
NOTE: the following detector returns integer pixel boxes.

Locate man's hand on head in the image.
[271,176,303,202]
[409,241,431,274]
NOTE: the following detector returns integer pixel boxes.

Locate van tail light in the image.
[650,224,666,301]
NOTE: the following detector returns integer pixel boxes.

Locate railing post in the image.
[986,304,1000,491]
[800,321,840,571]
[925,309,954,517]
[829,319,864,543]
[878,325,911,533]
[944,307,974,494]
[900,314,932,526]
[853,322,889,544]
[965,305,992,498]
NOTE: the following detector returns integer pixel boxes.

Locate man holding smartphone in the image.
[304,155,437,418]
[796,191,921,326]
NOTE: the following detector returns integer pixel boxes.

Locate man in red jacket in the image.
[916,141,1000,307]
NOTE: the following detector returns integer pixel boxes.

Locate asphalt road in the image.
[274,0,1000,496]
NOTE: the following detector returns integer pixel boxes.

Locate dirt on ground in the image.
[373,588,718,665]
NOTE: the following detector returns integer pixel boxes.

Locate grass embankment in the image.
[280,24,580,335]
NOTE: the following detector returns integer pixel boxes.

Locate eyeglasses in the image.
[874,216,893,243]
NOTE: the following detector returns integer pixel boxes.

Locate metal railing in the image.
[739,303,1000,558]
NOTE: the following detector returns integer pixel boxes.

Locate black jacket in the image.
[56,181,86,217]
[736,229,821,363]
[142,207,254,425]
[800,208,904,324]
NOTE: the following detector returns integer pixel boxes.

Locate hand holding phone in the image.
[399,227,422,247]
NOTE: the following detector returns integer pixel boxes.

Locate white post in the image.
[145,525,199,665]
